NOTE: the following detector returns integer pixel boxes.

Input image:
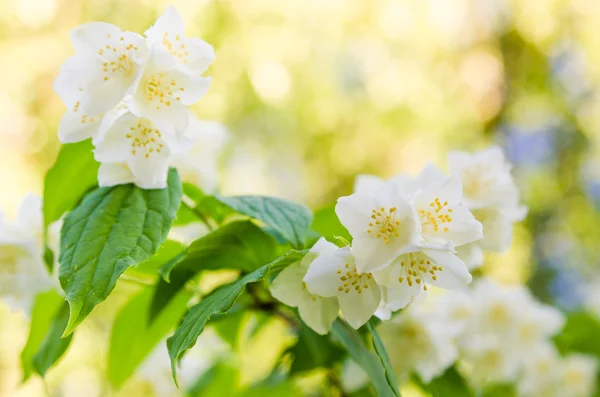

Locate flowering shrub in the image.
[1,6,599,397]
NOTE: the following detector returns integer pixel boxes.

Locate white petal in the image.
[373,181,404,209]
[269,261,307,307]
[338,278,381,329]
[381,284,422,312]
[184,37,216,74]
[171,73,211,106]
[335,193,374,236]
[53,55,96,106]
[422,249,472,289]
[351,235,410,273]
[439,206,483,246]
[128,152,170,189]
[414,173,463,210]
[70,22,122,55]
[145,6,185,41]
[98,162,136,187]
[58,110,101,143]
[93,111,136,163]
[304,247,351,298]
[82,75,136,115]
[455,243,484,270]
[413,163,448,189]
[298,297,339,335]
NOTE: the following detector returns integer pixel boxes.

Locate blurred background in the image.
[1,0,600,396]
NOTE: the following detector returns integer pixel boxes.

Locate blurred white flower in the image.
[517,344,598,397]
[455,242,484,270]
[270,238,340,335]
[377,297,462,383]
[145,6,215,75]
[53,22,148,142]
[0,195,58,315]
[304,246,381,329]
[336,182,420,272]
[170,119,230,193]
[448,146,527,255]
[139,330,228,396]
[94,106,194,189]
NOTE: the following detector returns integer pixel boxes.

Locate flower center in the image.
[396,252,444,291]
[144,74,183,110]
[419,197,453,233]
[162,32,189,64]
[336,263,372,295]
[367,207,400,244]
[99,34,139,82]
[126,119,164,159]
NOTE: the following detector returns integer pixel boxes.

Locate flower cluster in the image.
[53,7,215,189]
[271,151,493,332]
[0,196,60,315]
[373,279,597,397]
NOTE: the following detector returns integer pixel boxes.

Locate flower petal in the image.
[97,162,136,187]
[338,278,381,329]
[304,247,351,298]
[270,261,308,307]
[422,249,472,289]
[335,193,374,237]
[298,297,339,335]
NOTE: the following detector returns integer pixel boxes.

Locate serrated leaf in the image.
[59,169,182,336]
[167,250,307,385]
[330,319,400,397]
[108,286,191,389]
[290,322,345,374]
[43,140,99,229]
[216,196,313,249]
[365,321,400,396]
[20,290,64,381]
[160,220,278,282]
[32,301,73,377]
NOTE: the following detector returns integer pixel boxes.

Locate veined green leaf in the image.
[108,286,191,389]
[20,290,64,381]
[366,321,400,395]
[216,196,313,249]
[160,220,278,282]
[31,301,73,377]
[43,140,99,229]
[167,250,307,385]
[330,319,400,397]
[59,169,182,336]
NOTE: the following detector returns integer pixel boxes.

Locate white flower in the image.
[170,118,229,193]
[336,182,420,272]
[377,299,461,383]
[303,246,381,329]
[93,106,194,189]
[460,337,521,387]
[270,238,340,335]
[455,242,484,270]
[53,22,148,143]
[449,146,527,252]
[144,6,215,75]
[128,45,211,136]
[375,249,472,311]
[0,196,58,315]
[558,354,598,397]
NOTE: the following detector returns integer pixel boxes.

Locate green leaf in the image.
[183,183,234,225]
[330,319,400,397]
[216,196,313,249]
[59,169,182,336]
[20,290,64,381]
[32,301,73,377]
[160,220,278,282]
[365,321,400,395]
[311,206,351,243]
[290,322,345,374]
[167,250,307,385]
[108,286,192,389]
[554,311,600,357]
[43,140,99,229]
